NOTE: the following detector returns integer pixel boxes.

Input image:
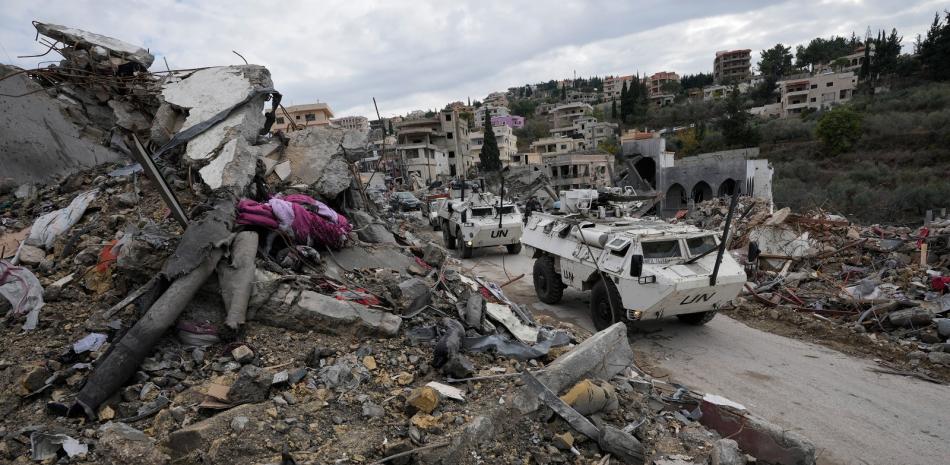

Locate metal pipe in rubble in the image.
[710,189,740,286]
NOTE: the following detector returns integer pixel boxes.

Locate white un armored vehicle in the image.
[520,188,746,330]
[437,183,523,258]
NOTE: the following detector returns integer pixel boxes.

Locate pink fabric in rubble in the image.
[235,195,351,249]
[236,199,279,229]
[267,198,296,233]
[283,194,339,223]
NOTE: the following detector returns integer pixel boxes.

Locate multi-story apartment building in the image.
[273,103,333,132]
[647,71,679,96]
[566,90,600,104]
[469,124,518,167]
[474,105,511,127]
[549,102,593,128]
[529,136,589,155]
[603,75,635,100]
[713,49,752,84]
[491,115,525,129]
[331,115,369,132]
[394,110,471,183]
[543,152,614,192]
[777,71,857,117]
[549,116,617,146]
[484,92,509,108]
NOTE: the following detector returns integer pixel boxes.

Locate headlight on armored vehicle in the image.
[466,240,473,247]
[627,310,643,320]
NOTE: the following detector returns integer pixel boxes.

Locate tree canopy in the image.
[758,43,794,79]
[479,117,502,171]
[916,12,950,81]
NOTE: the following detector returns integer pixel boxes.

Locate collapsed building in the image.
[0,22,827,465]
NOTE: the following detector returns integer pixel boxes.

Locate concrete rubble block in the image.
[349,210,395,244]
[514,322,633,414]
[253,289,401,337]
[34,23,155,67]
[166,403,262,460]
[398,277,432,314]
[598,426,645,464]
[16,244,46,267]
[712,438,747,465]
[928,351,950,366]
[887,307,934,328]
[932,318,950,339]
[97,422,169,465]
[228,365,271,404]
[422,242,446,267]
[283,126,366,198]
[700,399,816,465]
[161,65,271,165]
[107,99,151,131]
[197,136,262,191]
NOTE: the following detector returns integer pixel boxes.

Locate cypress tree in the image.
[619,82,629,121]
[479,117,502,171]
[611,100,617,120]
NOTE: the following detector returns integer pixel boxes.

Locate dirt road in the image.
[447,242,950,465]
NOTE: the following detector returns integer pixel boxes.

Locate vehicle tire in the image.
[677,310,717,325]
[590,279,622,331]
[533,256,564,304]
[506,243,522,254]
[457,228,473,258]
[442,222,456,249]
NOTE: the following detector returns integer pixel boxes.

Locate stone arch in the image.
[667,183,687,209]
[691,181,713,203]
[718,178,737,197]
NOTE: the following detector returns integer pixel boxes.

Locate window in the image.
[447,132,453,139]
[686,235,717,256]
[810,84,817,89]
[305,113,316,122]
[448,151,455,158]
[810,97,816,102]
[471,207,493,217]
[498,206,516,215]
[295,115,301,120]
[560,144,567,150]
[445,113,452,121]
[641,240,682,260]
[826,82,833,87]
[276,117,285,124]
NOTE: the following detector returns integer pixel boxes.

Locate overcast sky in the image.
[0,1,943,118]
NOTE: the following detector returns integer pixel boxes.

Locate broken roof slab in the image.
[34,22,155,68]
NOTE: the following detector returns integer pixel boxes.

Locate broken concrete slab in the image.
[160,66,271,181]
[0,65,123,185]
[166,403,263,460]
[34,22,155,68]
[97,422,169,465]
[700,398,816,465]
[254,289,401,337]
[712,438,747,465]
[283,126,365,198]
[349,210,396,244]
[514,322,633,413]
[398,277,431,314]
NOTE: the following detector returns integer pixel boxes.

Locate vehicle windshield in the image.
[395,193,415,200]
[641,240,682,260]
[498,205,516,215]
[686,235,717,257]
[471,207,494,217]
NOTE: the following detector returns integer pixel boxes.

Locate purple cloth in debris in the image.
[267,198,296,234]
[284,194,339,223]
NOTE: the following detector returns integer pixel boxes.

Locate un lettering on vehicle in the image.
[490,229,509,238]
[680,292,716,305]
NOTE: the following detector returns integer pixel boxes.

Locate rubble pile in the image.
[0,23,784,465]
[687,198,950,380]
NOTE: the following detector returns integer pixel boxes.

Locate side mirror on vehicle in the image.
[630,254,643,277]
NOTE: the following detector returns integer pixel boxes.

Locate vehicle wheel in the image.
[590,279,622,331]
[457,228,473,259]
[677,310,717,325]
[442,222,456,249]
[533,256,563,304]
[506,243,522,254]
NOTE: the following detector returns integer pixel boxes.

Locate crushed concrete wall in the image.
[0,65,123,187]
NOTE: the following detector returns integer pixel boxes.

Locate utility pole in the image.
[453,108,464,179]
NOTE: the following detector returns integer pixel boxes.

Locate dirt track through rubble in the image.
[444,240,950,465]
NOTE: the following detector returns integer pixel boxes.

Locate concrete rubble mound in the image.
[0,22,818,465]
[685,196,950,381]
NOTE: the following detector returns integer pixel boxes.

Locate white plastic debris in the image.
[30,432,88,460]
[73,333,108,353]
[0,260,45,330]
[702,393,747,411]
[24,189,98,249]
[426,381,465,401]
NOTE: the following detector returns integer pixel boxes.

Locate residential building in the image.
[491,115,525,129]
[603,75,635,100]
[331,115,369,132]
[273,103,333,132]
[469,124,518,167]
[713,49,752,84]
[549,102,592,128]
[702,82,750,101]
[543,151,614,192]
[534,103,557,116]
[647,71,679,96]
[649,93,676,108]
[509,152,541,167]
[827,45,873,73]
[529,136,589,155]
[394,110,471,183]
[474,105,511,127]
[566,90,600,104]
[484,92,509,108]
[549,116,617,146]
[777,71,857,117]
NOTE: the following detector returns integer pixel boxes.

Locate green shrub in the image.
[816,106,863,155]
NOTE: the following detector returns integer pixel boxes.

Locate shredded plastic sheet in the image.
[0,260,45,330]
[409,323,571,361]
[24,190,98,249]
